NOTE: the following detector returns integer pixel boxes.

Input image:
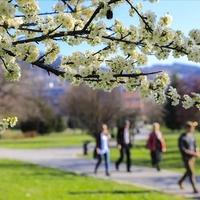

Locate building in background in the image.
[120,90,144,111]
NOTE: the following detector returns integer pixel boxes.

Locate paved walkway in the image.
[0,147,199,199]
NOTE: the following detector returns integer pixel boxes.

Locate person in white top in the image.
[115,120,132,172]
[94,124,110,176]
[124,126,130,145]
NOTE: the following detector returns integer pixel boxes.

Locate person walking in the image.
[178,121,200,193]
[94,123,110,176]
[146,122,166,171]
[115,120,132,172]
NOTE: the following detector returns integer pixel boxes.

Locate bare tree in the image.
[142,100,165,124]
[0,65,41,119]
[0,63,58,123]
[61,85,123,136]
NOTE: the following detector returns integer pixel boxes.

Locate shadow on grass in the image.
[28,171,78,177]
[0,162,34,169]
[67,190,152,195]
[165,149,179,155]
[132,159,150,166]
[0,140,56,145]
[0,161,79,177]
[133,144,146,149]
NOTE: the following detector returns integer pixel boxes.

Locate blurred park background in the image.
[0,61,200,200]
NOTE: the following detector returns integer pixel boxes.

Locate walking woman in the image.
[94,123,110,176]
[146,122,166,171]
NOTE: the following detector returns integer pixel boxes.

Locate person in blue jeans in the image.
[94,124,110,176]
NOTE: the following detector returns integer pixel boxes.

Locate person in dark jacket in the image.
[146,122,166,171]
[178,121,200,193]
[115,120,132,172]
[94,123,110,176]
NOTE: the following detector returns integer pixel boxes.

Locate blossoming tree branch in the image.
[0,0,200,127]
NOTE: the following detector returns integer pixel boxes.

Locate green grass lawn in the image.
[0,129,93,149]
[0,159,184,200]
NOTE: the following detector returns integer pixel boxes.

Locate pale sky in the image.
[39,0,200,66]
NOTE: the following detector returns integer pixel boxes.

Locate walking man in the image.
[178,121,200,193]
[115,120,132,172]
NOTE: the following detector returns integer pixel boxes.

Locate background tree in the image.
[61,85,122,136]
[164,74,182,129]
[0,65,66,134]
[164,74,200,129]
[0,67,40,119]
[20,99,66,134]
[142,100,164,124]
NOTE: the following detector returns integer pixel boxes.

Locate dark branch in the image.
[125,0,153,33]
[92,45,110,56]
[32,60,65,77]
[75,70,162,81]
[82,0,121,31]
[0,56,13,73]
[12,29,89,45]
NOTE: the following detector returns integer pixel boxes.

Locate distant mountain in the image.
[142,63,200,78]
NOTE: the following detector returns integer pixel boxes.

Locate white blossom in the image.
[53,1,66,12]
[0,0,199,117]
[159,13,173,27]
[182,95,194,109]
[167,86,180,106]
[0,117,18,133]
